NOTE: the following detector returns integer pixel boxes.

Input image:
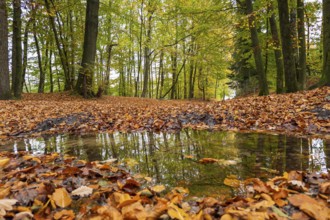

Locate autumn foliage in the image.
[0,87,329,141]
[0,152,330,219]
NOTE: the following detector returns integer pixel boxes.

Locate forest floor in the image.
[0,86,330,219]
[0,86,329,141]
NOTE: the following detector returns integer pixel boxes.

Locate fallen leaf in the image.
[0,199,17,216]
[53,209,75,220]
[0,158,10,168]
[52,188,72,208]
[151,185,166,193]
[71,186,93,197]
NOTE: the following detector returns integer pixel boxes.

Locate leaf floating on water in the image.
[71,186,93,197]
[52,188,72,208]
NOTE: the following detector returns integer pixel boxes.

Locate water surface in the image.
[1,130,329,197]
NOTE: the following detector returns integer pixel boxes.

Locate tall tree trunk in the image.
[141,5,153,98]
[245,0,269,96]
[49,49,54,93]
[297,0,306,89]
[44,0,72,90]
[269,2,284,94]
[75,0,99,98]
[22,19,32,93]
[322,0,330,85]
[0,0,11,99]
[277,0,299,92]
[32,17,45,93]
[12,0,22,98]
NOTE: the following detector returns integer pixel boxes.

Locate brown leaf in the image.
[52,188,72,208]
[198,158,219,164]
[121,201,148,220]
[319,182,330,194]
[53,209,75,220]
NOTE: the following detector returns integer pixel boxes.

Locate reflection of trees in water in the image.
[6,130,329,196]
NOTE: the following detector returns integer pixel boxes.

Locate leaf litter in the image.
[0,87,329,141]
[0,152,328,219]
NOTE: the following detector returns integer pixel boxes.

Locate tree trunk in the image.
[32,17,45,93]
[0,0,11,99]
[141,5,153,98]
[44,0,72,90]
[277,0,299,92]
[269,2,284,94]
[322,0,330,85]
[245,0,269,96]
[22,19,32,93]
[75,0,99,98]
[12,0,22,98]
[297,0,306,89]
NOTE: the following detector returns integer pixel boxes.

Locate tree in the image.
[12,0,23,98]
[75,0,100,98]
[269,2,284,94]
[322,0,330,86]
[0,0,11,99]
[297,0,306,89]
[245,0,269,96]
[277,0,299,92]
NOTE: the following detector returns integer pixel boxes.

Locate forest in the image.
[0,0,329,100]
[1,0,330,219]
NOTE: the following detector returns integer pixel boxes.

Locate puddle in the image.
[1,130,329,197]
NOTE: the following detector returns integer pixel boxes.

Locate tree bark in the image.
[277,0,299,92]
[245,0,269,96]
[322,0,330,85]
[44,0,72,90]
[297,0,306,89]
[269,2,284,94]
[12,0,23,98]
[141,4,153,98]
[0,0,11,99]
[75,0,99,98]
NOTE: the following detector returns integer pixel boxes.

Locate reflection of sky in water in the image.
[2,131,328,197]
[309,139,327,173]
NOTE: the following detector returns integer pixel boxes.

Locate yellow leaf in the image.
[0,158,10,168]
[168,204,190,220]
[151,185,166,193]
[224,177,241,188]
[51,188,72,208]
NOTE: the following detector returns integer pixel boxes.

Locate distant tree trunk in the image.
[277,0,299,92]
[0,0,11,99]
[141,5,153,98]
[44,0,72,90]
[22,19,32,93]
[245,0,269,96]
[269,2,284,94]
[75,0,99,98]
[32,14,45,93]
[322,0,330,85]
[49,49,54,93]
[290,7,299,76]
[297,0,306,89]
[12,0,22,98]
